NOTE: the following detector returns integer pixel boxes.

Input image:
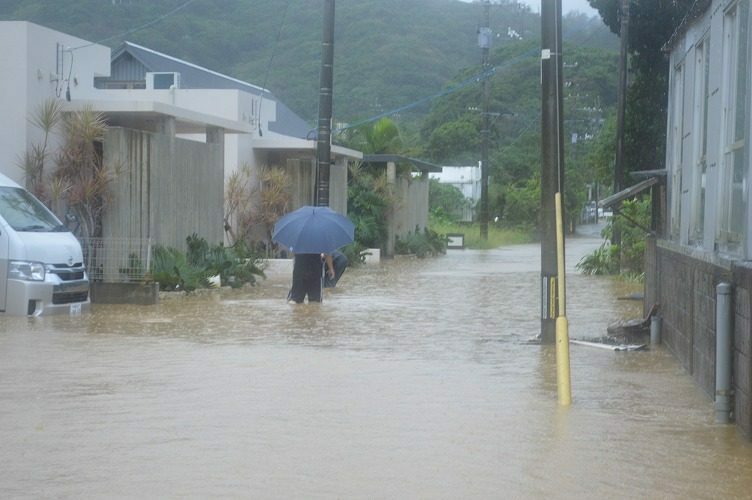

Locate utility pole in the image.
[479,0,491,240]
[315,0,335,207]
[540,0,565,344]
[613,0,630,249]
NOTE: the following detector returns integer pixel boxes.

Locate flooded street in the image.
[1,230,751,499]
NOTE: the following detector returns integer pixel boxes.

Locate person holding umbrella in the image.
[272,206,354,303]
[288,252,335,303]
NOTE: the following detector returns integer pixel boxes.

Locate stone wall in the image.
[646,238,752,439]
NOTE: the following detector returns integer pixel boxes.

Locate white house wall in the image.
[0,22,110,184]
[666,0,751,259]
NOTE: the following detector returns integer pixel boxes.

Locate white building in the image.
[0,22,361,251]
[644,0,752,440]
[0,22,111,184]
[429,164,481,221]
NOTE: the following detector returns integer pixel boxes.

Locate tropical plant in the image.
[23,100,118,239]
[394,226,447,258]
[151,245,207,292]
[576,198,650,276]
[21,99,62,202]
[575,241,620,275]
[256,167,292,247]
[224,164,291,255]
[152,235,264,291]
[224,163,255,246]
[347,162,391,249]
[52,106,116,239]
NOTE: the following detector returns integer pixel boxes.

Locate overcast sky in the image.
[459,0,598,17]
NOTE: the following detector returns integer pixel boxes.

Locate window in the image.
[669,62,685,239]
[690,37,710,244]
[719,1,749,253]
[103,81,146,90]
[0,187,66,232]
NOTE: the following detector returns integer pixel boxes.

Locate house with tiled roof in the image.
[91,41,360,237]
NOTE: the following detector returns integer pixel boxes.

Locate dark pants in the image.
[288,253,323,303]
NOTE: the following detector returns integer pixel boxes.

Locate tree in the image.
[224,164,291,255]
[345,117,404,155]
[342,118,404,249]
[429,178,469,221]
[23,100,117,239]
[588,0,696,173]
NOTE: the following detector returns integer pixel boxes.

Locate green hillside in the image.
[0,0,615,127]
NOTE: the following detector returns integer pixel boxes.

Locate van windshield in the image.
[0,187,68,232]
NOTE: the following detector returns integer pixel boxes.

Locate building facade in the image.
[651,0,752,438]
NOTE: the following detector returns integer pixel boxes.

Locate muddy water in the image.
[1,233,751,499]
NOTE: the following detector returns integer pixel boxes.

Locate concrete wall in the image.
[646,238,752,439]
[394,175,430,239]
[103,127,224,251]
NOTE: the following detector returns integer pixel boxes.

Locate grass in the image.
[429,220,534,250]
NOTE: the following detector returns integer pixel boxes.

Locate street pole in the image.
[315,0,335,207]
[540,0,565,344]
[479,0,491,240]
[613,0,630,250]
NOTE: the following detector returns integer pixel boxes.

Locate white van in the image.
[0,173,89,316]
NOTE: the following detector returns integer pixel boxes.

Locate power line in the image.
[257,0,292,137]
[333,53,530,134]
[69,0,200,51]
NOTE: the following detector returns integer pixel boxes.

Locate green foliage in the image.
[429,216,533,250]
[576,198,650,276]
[419,38,619,229]
[339,242,369,267]
[344,117,404,155]
[347,165,389,249]
[118,253,145,281]
[4,0,615,131]
[575,242,620,275]
[429,179,469,222]
[602,199,650,274]
[344,118,407,251]
[502,176,540,229]
[395,226,447,258]
[151,245,206,292]
[152,235,264,292]
[588,0,697,173]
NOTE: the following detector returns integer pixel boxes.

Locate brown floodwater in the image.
[1,231,751,499]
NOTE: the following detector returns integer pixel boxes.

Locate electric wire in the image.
[257,0,292,137]
[69,0,200,51]
[333,49,536,134]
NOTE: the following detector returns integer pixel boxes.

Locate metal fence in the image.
[80,237,153,283]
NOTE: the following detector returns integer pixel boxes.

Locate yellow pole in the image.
[555,192,572,405]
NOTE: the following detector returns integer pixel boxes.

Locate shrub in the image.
[395,226,447,258]
[151,235,264,291]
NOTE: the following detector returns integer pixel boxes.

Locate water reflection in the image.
[0,233,751,498]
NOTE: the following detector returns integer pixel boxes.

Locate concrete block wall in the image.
[647,238,752,439]
[732,263,752,438]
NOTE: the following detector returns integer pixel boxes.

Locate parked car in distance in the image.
[0,173,89,316]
